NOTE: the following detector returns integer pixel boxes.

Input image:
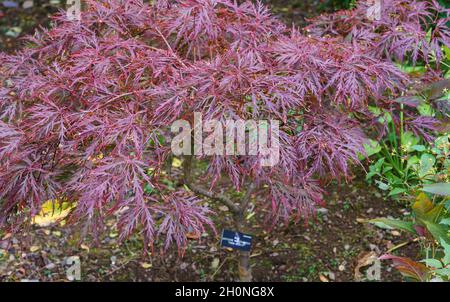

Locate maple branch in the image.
[240,181,257,216]
[182,155,240,214]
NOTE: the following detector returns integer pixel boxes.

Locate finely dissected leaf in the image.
[307,0,450,66]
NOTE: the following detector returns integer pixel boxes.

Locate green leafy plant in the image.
[365,123,449,198]
[371,187,450,281]
[364,44,449,199]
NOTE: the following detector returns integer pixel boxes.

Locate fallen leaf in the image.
[211,258,220,269]
[354,251,378,281]
[250,252,262,258]
[319,274,329,282]
[218,205,229,212]
[30,245,40,253]
[32,199,74,227]
[22,0,33,9]
[245,212,255,220]
[172,157,182,168]
[326,271,336,281]
[141,262,152,269]
[186,232,201,240]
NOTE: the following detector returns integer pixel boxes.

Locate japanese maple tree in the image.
[0,0,429,280]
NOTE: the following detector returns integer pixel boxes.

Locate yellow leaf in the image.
[141,262,152,269]
[32,199,74,227]
[81,244,90,252]
[88,152,104,163]
[246,212,256,221]
[211,258,220,269]
[412,193,433,216]
[172,157,182,168]
[30,245,40,252]
[391,230,401,236]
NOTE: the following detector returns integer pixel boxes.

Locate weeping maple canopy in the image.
[2,0,441,253]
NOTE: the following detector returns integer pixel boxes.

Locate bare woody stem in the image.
[182,155,241,214]
[240,181,256,215]
[182,155,257,281]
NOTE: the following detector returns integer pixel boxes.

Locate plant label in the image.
[220,229,252,251]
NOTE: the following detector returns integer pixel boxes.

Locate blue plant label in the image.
[220,229,252,251]
[2,1,19,8]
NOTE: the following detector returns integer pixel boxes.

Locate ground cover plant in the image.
[0,0,449,281]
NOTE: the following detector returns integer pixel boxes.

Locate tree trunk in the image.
[183,155,254,281]
[238,250,252,282]
[236,211,252,282]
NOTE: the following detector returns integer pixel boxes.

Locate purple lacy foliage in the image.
[307,0,450,65]
[266,176,324,226]
[405,115,442,142]
[307,0,448,143]
[0,0,407,252]
[296,113,367,180]
[271,31,406,109]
